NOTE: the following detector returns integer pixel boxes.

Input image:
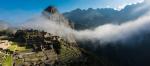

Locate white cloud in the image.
[2,0,149,46]
[113,0,144,10]
[20,11,150,45]
[75,12,150,44]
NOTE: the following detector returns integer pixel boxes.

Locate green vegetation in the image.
[0,53,5,64]
[59,41,81,62]
[1,29,104,66]
[8,42,30,52]
[2,55,13,66]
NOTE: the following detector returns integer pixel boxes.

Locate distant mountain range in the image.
[64,3,148,30]
[63,2,150,66]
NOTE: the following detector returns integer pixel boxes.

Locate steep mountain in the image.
[43,6,76,43]
[64,3,148,30]
[79,33,150,66]
[63,2,150,66]
[22,6,76,43]
[7,30,105,66]
[0,6,111,66]
[43,6,74,29]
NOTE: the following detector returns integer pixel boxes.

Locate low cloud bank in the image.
[20,15,75,42]
[1,0,150,46]
[75,12,150,44]
[0,21,9,31]
[20,11,150,45]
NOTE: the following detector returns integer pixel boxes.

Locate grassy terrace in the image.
[59,41,81,62]
[8,42,31,52]
[0,42,31,66]
[2,55,13,66]
[0,53,5,65]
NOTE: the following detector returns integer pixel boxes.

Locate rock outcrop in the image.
[42,6,76,44]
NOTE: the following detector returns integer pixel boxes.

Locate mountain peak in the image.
[44,6,58,14]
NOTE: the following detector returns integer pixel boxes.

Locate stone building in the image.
[14,29,61,53]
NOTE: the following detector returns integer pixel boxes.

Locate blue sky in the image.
[0,0,144,24]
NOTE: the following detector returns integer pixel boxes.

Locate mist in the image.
[18,11,150,46]
[20,14,76,42]
[0,21,9,31]
[75,12,150,44]
[1,0,150,46]
[74,0,150,44]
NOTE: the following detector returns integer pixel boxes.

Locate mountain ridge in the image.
[63,2,148,30]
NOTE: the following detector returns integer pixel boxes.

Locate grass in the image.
[2,55,13,66]
[8,44,17,52]
[0,53,5,64]
[15,59,24,65]
[8,42,30,52]
[1,42,30,66]
[59,43,81,62]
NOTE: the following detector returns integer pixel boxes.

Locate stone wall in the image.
[0,40,12,49]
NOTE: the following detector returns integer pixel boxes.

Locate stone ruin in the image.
[14,29,62,54]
